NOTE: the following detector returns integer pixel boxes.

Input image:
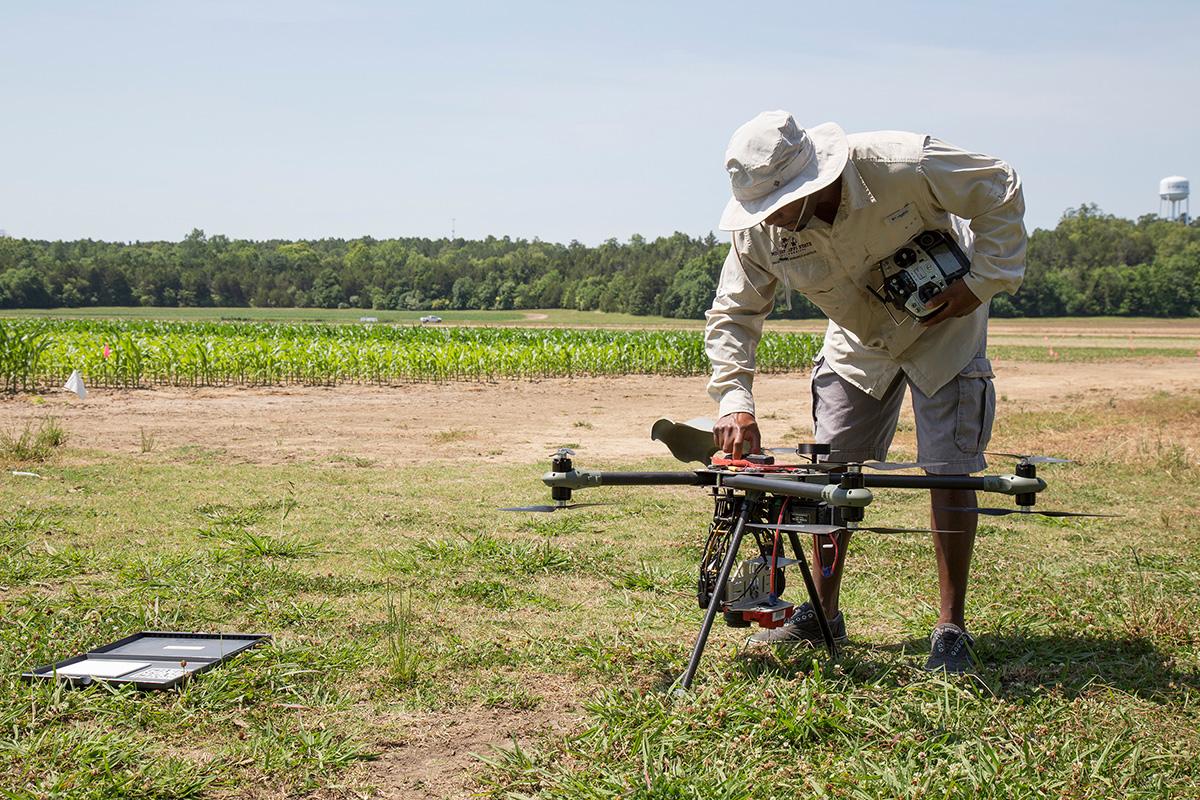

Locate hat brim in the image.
[718,121,850,231]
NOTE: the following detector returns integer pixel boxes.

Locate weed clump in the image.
[0,417,67,462]
[384,587,422,686]
[194,490,317,558]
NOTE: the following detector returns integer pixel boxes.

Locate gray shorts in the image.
[811,356,995,475]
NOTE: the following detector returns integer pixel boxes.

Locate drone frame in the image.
[533,444,1049,690]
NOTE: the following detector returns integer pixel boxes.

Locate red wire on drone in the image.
[770,499,788,595]
[814,527,841,579]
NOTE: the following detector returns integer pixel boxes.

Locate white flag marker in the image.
[64,370,87,399]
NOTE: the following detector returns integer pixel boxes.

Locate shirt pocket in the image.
[864,202,924,260]
[958,355,994,379]
[774,251,836,296]
[953,356,995,455]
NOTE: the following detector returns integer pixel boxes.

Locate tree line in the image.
[1,204,1197,317]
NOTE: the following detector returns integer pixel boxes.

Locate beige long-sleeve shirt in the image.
[705,130,1027,418]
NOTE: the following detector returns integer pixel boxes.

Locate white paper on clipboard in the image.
[55,659,152,678]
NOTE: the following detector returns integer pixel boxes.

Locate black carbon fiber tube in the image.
[861,475,988,490]
[595,471,709,486]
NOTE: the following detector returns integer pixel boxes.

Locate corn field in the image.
[0,318,821,390]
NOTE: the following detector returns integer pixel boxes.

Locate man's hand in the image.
[919,280,982,327]
[713,412,761,459]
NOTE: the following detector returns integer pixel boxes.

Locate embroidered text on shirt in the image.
[770,239,815,263]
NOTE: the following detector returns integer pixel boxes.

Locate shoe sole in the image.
[922,662,978,674]
[747,633,849,647]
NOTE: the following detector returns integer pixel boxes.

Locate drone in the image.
[505,419,1113,690]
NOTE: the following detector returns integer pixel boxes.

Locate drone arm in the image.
[542,469,708,490]
[593,472,709,487]
[862,473,1046,496]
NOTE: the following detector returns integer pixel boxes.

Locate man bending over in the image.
[705,110,1026,672]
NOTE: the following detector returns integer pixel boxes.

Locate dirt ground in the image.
[306,675,580,800]
[2,358,1197,467]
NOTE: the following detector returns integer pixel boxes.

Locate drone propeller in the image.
[747,522,845,535]
[746,522,963,535]
[985,451,1073,465]
[501,502,609,513]
[859,460,947,471]
[828,449,947,471]
[937,506,1120,519]
[856,525,966,534]
[761,447,814,460]
[549,447,576,458]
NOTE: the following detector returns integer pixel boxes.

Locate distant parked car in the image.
[419,315,443,324]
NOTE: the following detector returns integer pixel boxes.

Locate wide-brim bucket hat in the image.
[719,111,849,231]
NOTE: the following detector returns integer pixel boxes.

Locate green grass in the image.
[0,393,1197,797]
[990,344,1199,362]
[384,587,422,686]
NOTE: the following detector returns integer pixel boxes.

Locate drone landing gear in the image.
[677,495,838,692]
[784,527,839,656]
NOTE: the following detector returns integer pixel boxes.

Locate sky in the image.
[1,1,1196,244]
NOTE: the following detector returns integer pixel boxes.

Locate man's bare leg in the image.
[929,485,978,628]
[807,486,977,626]
[810,530,851,618]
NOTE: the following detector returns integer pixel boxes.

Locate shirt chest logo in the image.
[770,239,815,263]
[885,204,914,225]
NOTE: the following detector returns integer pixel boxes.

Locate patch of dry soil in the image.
[338,706,572,799]
[1,359,1196,466]
[304,676,581,800]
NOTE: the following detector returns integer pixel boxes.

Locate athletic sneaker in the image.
[748,602,847,645]
[923,623,976,673]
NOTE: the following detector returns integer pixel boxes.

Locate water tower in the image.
[1159,176,1190,222]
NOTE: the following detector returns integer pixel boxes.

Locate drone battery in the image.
[739,603,795,629]
[723,596,795,629]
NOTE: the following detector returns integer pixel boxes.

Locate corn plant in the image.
[0,321,50,392]
[0,318,821,388]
